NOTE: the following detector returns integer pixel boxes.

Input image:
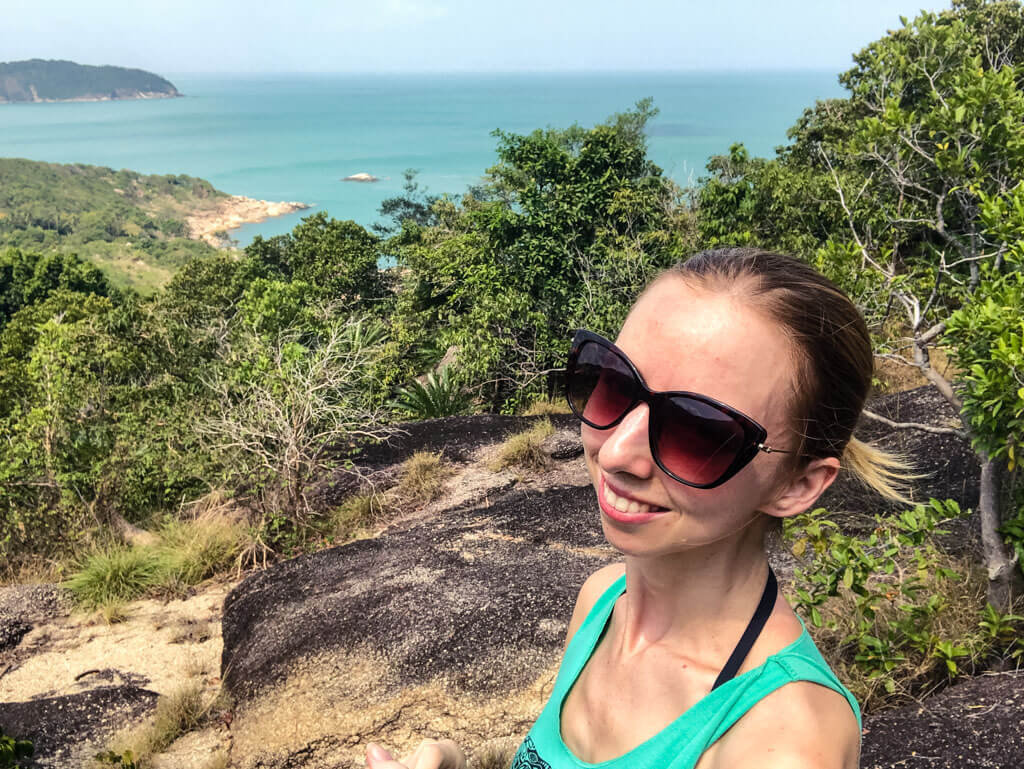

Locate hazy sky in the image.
[4,1,952,75]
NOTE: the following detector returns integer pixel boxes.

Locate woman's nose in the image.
[596,402,656,479]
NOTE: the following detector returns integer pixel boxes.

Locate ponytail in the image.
[841,435,919,506]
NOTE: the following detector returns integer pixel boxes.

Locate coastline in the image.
[186,195,310,248]
[0,91,181,105]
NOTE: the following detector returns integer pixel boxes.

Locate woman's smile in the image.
[599,475,670,524]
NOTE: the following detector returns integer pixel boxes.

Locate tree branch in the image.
[861,409,967,438]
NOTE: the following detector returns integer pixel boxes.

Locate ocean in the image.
[0,72,844,246]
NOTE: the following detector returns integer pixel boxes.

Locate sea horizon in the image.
[0,70,845,245]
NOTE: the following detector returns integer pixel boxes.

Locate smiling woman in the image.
[365,248,915,769]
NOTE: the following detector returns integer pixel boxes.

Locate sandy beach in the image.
[186,195,310,247]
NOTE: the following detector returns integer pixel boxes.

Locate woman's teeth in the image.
[603,483,660,514]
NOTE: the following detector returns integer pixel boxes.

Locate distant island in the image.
[0,59,181,104]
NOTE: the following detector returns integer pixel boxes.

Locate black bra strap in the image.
[711,566,778,691]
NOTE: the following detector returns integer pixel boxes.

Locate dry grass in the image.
[330,493,387,540]
[99,681,208,767]
[95,601,129,625]
[0,556,62,586]
[472,738,520,769]
[394,451,453,505]
[489,419,555,472]
[522,397,571,416]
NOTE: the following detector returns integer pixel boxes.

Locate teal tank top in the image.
[512,574,861,769]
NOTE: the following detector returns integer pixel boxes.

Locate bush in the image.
[154,514,247,586]
[521,397,571,416]
[784,500,1024,711]
[0,728,32,769]
[489,419,554,471]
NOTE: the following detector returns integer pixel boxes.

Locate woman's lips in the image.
[599,476,669,524]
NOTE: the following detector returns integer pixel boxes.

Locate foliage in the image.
[392,368,472,419]
[0,159,221,292]
[244,212,389,311]
[388,99,692,411]
[97,683,207,768]
[64,545,166,610]
[330,493,385,541]
[374,168,441,235]
[0,728,33,769]
[784,500,1023,709]
[197,315,393,549]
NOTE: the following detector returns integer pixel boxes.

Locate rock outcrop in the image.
[220,386,997,768]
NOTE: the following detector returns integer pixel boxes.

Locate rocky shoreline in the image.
[185,196,311,248]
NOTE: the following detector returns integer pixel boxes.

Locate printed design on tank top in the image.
[511,736,552,769]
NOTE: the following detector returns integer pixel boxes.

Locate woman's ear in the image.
[760,456,840,519]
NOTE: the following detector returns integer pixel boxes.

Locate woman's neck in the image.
[614,521,773,659]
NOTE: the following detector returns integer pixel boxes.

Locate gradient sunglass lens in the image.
[567,341,636,426]
[653,397,746,487]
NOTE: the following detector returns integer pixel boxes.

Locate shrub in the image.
[154,514,247,586]
[784,500,1023,711]
[392,369,471,419]
[395,451,452,505]
[0,728,33,769]
[489,419,554,471]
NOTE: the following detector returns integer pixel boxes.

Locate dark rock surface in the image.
[0,584,70,654]
[861,671,1024,768]
[0,686,158,768]
[222,482,612,700]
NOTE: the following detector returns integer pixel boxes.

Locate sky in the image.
[3,1,954,75]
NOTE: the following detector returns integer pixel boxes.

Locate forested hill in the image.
[0,59,180,103]
[0,158,222,291]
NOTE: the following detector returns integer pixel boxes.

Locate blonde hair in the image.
[662,247,917,506]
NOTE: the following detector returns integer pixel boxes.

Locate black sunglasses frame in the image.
[565,329,792,489]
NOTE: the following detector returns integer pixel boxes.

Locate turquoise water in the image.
[0,72,843,245]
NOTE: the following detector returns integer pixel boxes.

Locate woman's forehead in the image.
[616,279,795,419]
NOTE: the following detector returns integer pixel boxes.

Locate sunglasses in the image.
[565,329,793,489]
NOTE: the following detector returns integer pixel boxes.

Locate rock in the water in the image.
[341,172,380,182]
[861,671,1024,768]
[0,686,158,768]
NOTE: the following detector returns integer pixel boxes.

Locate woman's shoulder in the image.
[706,677,861,769]
[561,562,626,651]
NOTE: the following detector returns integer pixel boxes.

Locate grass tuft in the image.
[489,419,555,471]
[330,493,385,540]
[522,397,571,416]
[65,545,165,610]
[96,682,208,767]
[394,451,453,504]
[66,514,249,611]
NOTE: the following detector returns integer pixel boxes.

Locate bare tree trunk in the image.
[979,457,1020,611]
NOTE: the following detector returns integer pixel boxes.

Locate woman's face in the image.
[581,276,801,558]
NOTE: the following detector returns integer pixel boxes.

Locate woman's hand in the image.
[365,739,468,769]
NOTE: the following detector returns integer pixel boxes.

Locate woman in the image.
[366,248,909,769]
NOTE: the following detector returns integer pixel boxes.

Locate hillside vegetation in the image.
[0,7,1022,756]
[0,59,180,103]
[0,159,223,291]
